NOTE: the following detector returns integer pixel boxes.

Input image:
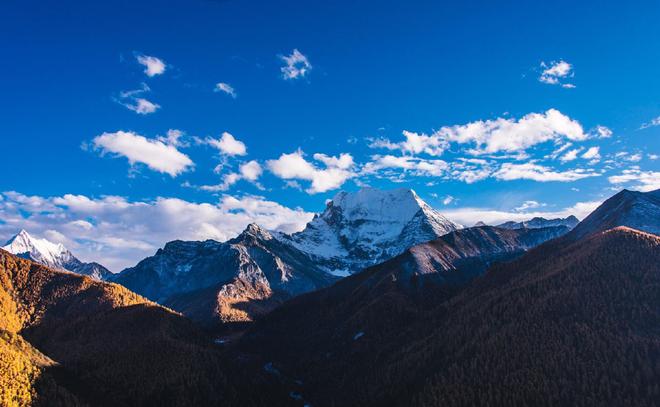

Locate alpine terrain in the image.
[237,188,660,406]
[496,215,579,230]
[2,230,111,280]
[113,188,461,325]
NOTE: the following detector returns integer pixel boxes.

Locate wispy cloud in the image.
[124,98,160,114]
[362,155,449,178]
[539,60,575,88]
[581,146,601,163]
[199,160,263,192]
[214,82,237,98]
[136,54,166,77]
[514,200,545,212]
[443,200,602,227]
[608,168,660,192]
[116,83,160,115]
[442,195,455,205]
[280,49,312,80]
[640,116,660,130]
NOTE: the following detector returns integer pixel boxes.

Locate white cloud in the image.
[640,116,660,130]
[514,200,545,212]
[280,49,312,80]
[267,150,355,193]
[136,54,166,77]
[215,82,237,98]
[443,200,602,227]
[208,132,247,156]
[0,191,314,271]
[608,169,660,192]
[595,125,613,138]
[372,109,594,157]
[313,153,354,170]
[199,161,263,192]
[442,195,455,205]
[240,160,263,181]
[582,147,600,160]
[560,148,581,162]
[362,155,449,177]
[157,129,187,147]
[548,142,573,159]
[493,162,600,182]
[200,173,242,192]
[539,60,574,88]
[615,152,643,163]
[116,83,160,115]
[124,98,160,115]
[92,131,193,177]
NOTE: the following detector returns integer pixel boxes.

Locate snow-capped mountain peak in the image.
[3,229,71,268]
[2,229,111,280]
[278,187,461,273]
[328,187,425,224]
[237,223,274,241]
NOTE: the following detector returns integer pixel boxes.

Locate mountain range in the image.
[238,188,660,406]
[1,188,584,327]
[113,223,336,325]
[496,215,579,230]
[1,187,659,406]
[2,230,111,280]
[112,188,462,325]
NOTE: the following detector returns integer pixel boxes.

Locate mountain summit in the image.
[113,188,461,324]
[568,188,660,239]
[2,229,111,280]
[279,187,461,274]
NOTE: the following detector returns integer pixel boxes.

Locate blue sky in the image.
[1,0,659,270]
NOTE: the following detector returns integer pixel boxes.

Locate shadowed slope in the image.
[239,226,570,402]
[0,249,291,407]
[568,188,660,239]
[240,223,660,406]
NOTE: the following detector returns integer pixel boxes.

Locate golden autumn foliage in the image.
[0,250,290,407]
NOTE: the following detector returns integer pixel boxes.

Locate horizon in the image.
[1,0,659,270]
[1,186,650,272]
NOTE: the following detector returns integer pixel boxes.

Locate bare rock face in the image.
[113,223,336,325]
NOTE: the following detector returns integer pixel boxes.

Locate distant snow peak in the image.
[2,229,110,280]
[3,229,69,267]
[497,215,579,231]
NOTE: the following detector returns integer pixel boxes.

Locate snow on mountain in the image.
[277,187,461,273]
[112,188,461,324]
[497,215,579,230]
[113,223,336,324]
[1,229,111,280]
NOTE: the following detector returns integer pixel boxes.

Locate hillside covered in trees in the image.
[240,227,660,406]
[0,250,288,407]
